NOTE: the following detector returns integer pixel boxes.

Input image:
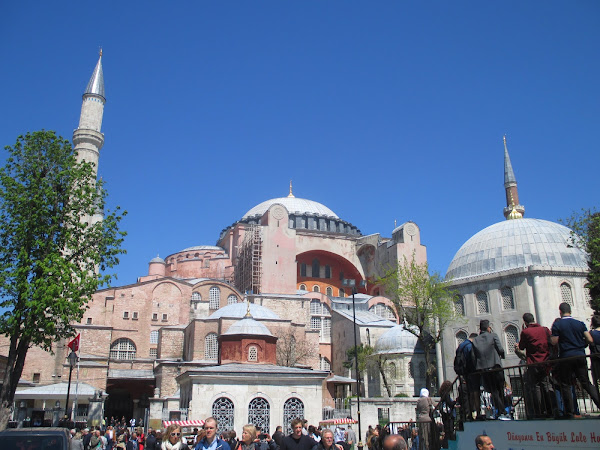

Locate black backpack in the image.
[454,341,470,375]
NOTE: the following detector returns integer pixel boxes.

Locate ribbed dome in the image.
[208,303,281,320]
[242,197,338,219]
[446,218,588,280]
[223,316,273,336]
[375,325,421,354]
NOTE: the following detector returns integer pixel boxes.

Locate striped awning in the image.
[319,418,357,425]
[162,420,205,427]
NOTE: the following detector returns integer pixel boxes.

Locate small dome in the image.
[209,303,281,320]
[242,197,338,219]
[150,256,165,264]
[375,324,421,354]
[223,316,273,336]
[446,218,588,280]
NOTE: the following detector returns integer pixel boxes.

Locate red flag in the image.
[67,334,80,352]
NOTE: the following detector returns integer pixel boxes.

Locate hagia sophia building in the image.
[6,53,594,431]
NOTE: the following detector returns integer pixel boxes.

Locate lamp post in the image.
[65,350,78,422]
[342,278,366,450]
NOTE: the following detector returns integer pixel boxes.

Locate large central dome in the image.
[242,197,339,219]
[446,218,588,280]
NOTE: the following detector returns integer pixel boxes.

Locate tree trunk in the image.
[377,359,392,397]
[0,335,30,431]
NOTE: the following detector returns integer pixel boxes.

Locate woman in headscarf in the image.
[415,388,433,450]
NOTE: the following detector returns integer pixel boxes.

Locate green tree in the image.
[344,344,393,397]
[562,208,600,313]
[376,254,459,391]
[0,131,126,430]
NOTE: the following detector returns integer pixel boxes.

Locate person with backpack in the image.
[454,333,478,421]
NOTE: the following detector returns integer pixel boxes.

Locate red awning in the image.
[162,420,205,428]
[319,418,357,425]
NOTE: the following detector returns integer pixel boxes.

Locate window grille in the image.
[209,286,221,309]
[408,361,414,378]
[323,318,331,339]
[456,330,468,346]
[205,333,218,360]
[386,362,396,379]
[476,291,489,314]
[213,397,234,431]
[560,283,573,305]
[505,325,519,353]
[370,304,396,320]
[584,285,592,307]
[248,397,270,434]
[454,296,465,316]
[149,348,157,359]
[310,317,321,330]
[191,292,201,301]
[227,294,238,305]
[150,330,159,344]
[310,300,322,315]
[110,338,136,360]
[248,345,258,362]
[320,356,331,371]
[283,398,304,434]
[501,287,515,310]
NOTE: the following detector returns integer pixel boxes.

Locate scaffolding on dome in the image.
[235,224,262,294]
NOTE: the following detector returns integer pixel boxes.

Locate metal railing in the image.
[427,354,600,449]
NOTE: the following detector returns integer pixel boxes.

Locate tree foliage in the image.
[276,329,314,367]
[376,254,459,390]
[344,344,393,397]
[562,208,600,313]
[0,131,126,429]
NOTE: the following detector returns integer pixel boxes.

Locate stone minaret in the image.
[502,136,525,220]
[73,51,105,224]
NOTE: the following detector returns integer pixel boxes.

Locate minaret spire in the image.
[73,51,106,225]
[502,136,525,219]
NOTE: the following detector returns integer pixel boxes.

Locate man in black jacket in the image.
[281,419,317,450]
[145,430,158,450]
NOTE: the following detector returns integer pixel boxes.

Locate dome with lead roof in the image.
[223,316,273,336]
[446,218,588,281]
[375,325,422,354]
[243,197,339,219]
[208,302,281,320]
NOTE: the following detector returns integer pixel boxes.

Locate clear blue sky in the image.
[1,2,598,286]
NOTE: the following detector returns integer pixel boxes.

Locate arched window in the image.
[191,292,201,301]
[320,356,331,371]
[560,282,573,305]
[369,304,396,320]
[418,361,426,379]
[326,286,333,296]
[212,397,234,431]
[584,284,593,308]
[313,285,320,293]
[283,398,304,434]
[456,330,468,346]
[110,338,136,360]
[386,362,396,379]
[209,286,221,309]
[150,330,159,344]
[339,288,345,297]
[312,259,320,278]
[205,333,218,360]
[248,397,270,434]
[501,287,515,310]
[476,291,489,314]
[299,284,306,291]
[248,345,258,362]
[505,325,519,354]
[454,296,465,316]
[227,294,238,305]
[408,361,414,379]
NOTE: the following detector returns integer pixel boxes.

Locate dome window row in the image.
[454,324,520,355]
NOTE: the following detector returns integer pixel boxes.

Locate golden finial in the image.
[245,298,252,318]
[99,47,103,57]
[507,207,523,220]
[288,180,295,198]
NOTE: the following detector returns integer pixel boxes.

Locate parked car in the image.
[0,427,71,449]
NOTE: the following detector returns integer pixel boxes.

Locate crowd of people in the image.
[454,303,600,421]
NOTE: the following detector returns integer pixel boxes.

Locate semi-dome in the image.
[223,316,273,336]
[242,197,339,219]
[446,218,588,281]
[375,324,421,354]
[208,302,281,320]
